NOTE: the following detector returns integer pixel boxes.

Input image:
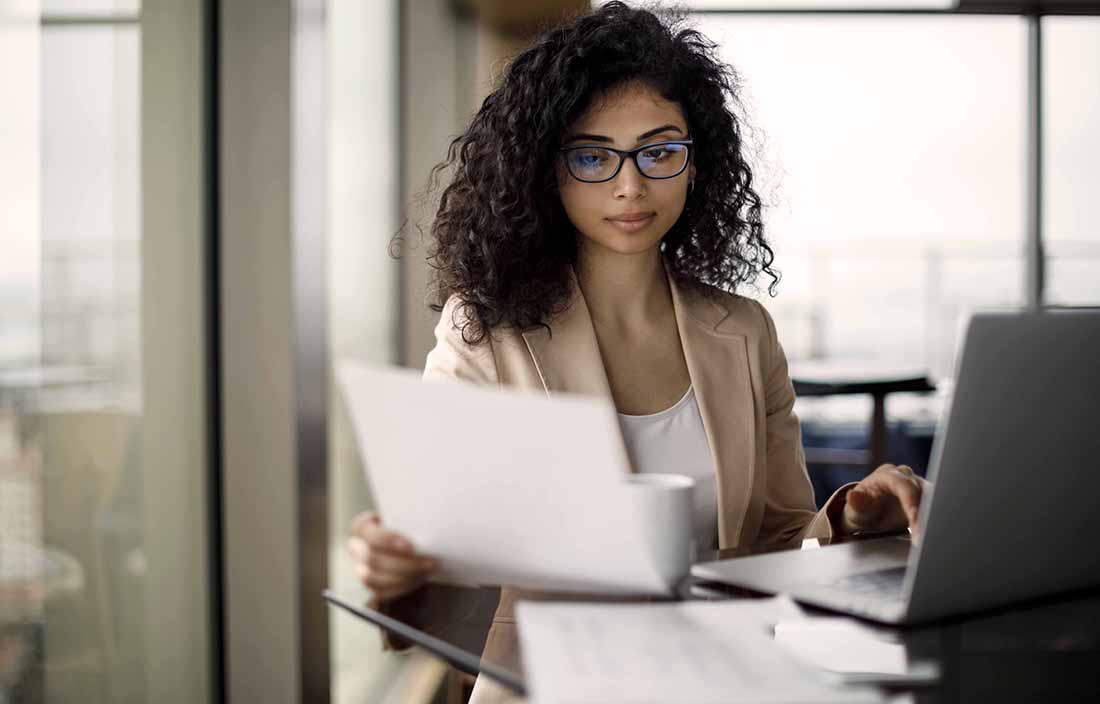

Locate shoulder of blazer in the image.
[425,294,500,384]
[688,282,776,344]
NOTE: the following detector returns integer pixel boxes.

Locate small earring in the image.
[688,180,695,195]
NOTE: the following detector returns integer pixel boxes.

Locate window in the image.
[1043,16,1100,306]
[326,0,402,701]
[699,15,1028,382]
[0,4,213,703]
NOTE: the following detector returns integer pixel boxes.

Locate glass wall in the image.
[326,0,404,701]
[1,3,44,703]
[695,10,1100,433]
[39,14,143,703]
[1,1,211,703]
[701,14,1028,386]
[1043,16,1100,306]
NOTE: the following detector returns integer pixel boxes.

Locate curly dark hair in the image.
[423,1,777,344]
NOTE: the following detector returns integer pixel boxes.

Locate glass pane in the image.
[1,3,43,703]
[326,0,402,702]
[0,5,40,371]
[1043,16,1100,306]
[38,24,143,704]
[41,0,139,17]
[1,13,208,703]
[698,14,1027,390]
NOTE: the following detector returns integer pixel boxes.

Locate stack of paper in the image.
[516,596,883,703]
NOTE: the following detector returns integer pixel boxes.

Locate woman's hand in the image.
[838,464,929,538]
[347,512,438,602]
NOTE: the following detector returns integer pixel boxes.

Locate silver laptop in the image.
[691,310,1100,625]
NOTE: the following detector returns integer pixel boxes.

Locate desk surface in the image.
[684,537,1100,702]
[396,535,1100,703]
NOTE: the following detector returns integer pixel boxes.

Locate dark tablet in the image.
[322,589,527,696]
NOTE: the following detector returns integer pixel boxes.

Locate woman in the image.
[349,3,927,702]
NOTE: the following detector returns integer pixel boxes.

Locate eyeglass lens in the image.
[565,143,689,182]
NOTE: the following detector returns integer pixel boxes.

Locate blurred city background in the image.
[0,0,1097,703]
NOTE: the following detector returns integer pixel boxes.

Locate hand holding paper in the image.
[338,362,697,595]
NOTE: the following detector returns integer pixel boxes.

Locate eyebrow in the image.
[565,124,684,145]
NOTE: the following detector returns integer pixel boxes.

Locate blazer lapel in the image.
[519,272,614,400]
[669,277,757,549]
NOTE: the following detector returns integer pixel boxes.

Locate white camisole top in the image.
[617,385,718,553]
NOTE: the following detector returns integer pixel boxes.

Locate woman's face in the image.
[558,82,694,258]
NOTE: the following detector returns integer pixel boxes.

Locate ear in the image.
[689,164,697,181]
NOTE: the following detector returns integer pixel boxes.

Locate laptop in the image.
[691,310,1100,625]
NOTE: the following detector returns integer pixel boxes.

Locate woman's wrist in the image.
[827,484,857,536]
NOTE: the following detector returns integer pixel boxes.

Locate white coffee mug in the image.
[623,473,695,586]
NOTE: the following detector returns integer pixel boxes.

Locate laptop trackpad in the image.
[691,536,912,595]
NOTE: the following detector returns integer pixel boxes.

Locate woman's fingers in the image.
[366,526,415,555]
[369,577,430,603]
[360,564,422,589]
[843,485,881,524]
[350,510,417,555]
[367,548,437,577]
[347,535,368,562]
[844,464,925,534]
[347,510,436,601]
[350,511,381,540]
[354,512,409,550]
[359,565,432,601]
[878,465,923,529]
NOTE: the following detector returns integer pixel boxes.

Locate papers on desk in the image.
[516,596,883,703]
[774,618,940,686]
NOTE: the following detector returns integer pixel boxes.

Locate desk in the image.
[378,537,1100,704]
[790,360,936,470]
[686,538,1100,702]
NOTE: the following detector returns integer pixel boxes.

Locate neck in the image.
[575,241,671,331]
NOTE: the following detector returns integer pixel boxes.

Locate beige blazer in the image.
[417,269,849,704]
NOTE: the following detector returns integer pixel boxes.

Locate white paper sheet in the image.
[337,361,687,595]
[774,619,909,676]
[516,596,884,704]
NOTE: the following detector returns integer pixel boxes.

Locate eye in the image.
[570,148,611,167]
[640,145,674,161]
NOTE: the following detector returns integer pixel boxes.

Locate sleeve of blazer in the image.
[755,300,856,544]
[378,296,500,652]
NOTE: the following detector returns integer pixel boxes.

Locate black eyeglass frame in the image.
[559,139,694,184]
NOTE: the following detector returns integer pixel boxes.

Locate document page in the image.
[517,597,883,703]
[337,362,683,595]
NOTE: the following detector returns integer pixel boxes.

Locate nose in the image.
[612,155,646,200]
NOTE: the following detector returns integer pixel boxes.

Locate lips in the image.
[607,212,655,222]
[606,212,656,233]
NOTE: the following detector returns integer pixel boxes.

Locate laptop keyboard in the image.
[824,566,907,598]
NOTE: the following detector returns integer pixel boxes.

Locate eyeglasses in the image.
[560,140,693,184]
